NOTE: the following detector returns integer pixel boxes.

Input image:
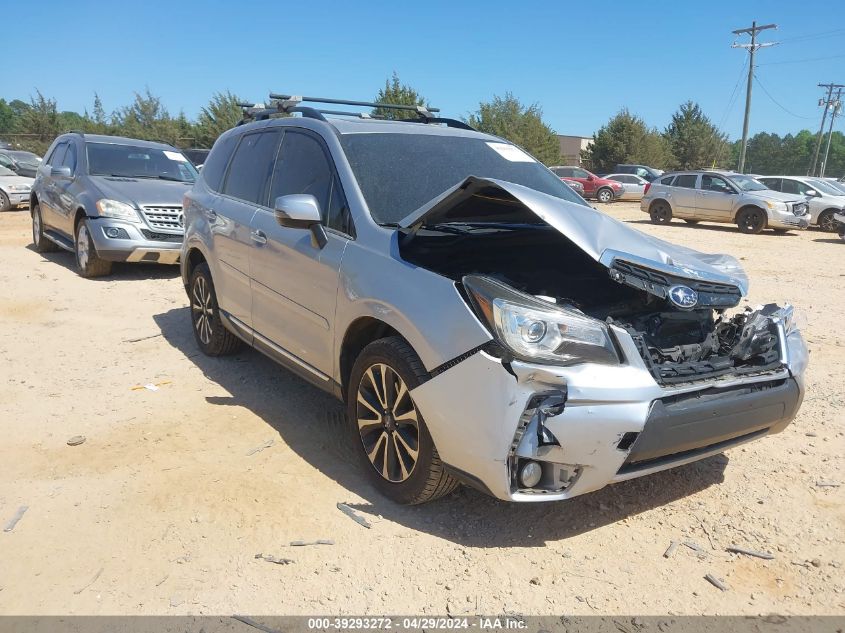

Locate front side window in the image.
[222,131,281,205]
[701,175,732,193]
[86,143,198,182]
[729,174,767,192]
[660,175,675,185]
[674,174,698,189]
[758,178,780,191]
[270,131,334,218]
[62,143,78,175]
[572,168,590,179]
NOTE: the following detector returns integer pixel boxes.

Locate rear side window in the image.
[222,131,282,205]
[201,133,239,193]
[659,175,675,185]
[674,174,697,189]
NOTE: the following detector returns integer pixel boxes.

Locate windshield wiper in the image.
[128,174,192,182]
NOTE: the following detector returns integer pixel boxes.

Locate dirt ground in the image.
[0,202,842,616]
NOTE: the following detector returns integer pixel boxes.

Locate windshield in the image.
[809,178,845,196]
[340,133,588,224]
[10,151,41,164]
[86,142,197,182]
[729,174,767,192]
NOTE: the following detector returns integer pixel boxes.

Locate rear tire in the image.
[649,201,673,224]
[347,336,459,505]
[596,188,614,203]
[75,219,112,277]
[818,210,839,233]
[737,207,766,234]
[189,262,243,356]
[32,204,58,252]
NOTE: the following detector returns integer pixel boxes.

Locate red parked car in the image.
[550,166,624,203]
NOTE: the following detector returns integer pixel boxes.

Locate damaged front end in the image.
[400,177,807,501]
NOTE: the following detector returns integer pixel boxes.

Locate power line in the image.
[778,28,845,43]
[759,53,845,66]
[732,21,778,173]
[809,83,845,176]
[752,73,816,120]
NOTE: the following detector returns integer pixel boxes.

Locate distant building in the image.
[556,134,593,166]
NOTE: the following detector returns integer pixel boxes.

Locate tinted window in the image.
[660,175,675,185]
[48,144,66,167]
[326,176,353,235]
[674,174,697,189]
[551,167,573,177]
[222,131,282,205]
[62,143,78,174]
[701,175,732,193]
[201,133,239,192]
[780,179,803,195]
[759,178,780,191]
[0,153,12,168]
[270,131,334,218]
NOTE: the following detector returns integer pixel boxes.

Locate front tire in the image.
[596,188,614,203]
[649,200,673,224]
[32,204,58,252]
[0,191,10,212]
[189,262,242,356]
[347,337,458,505]
[75,219,112,277]
[818,210,839,233]
[737,207,766,234]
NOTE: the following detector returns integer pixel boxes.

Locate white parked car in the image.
[0,165,34,211]
[605,173,649,200]
[758,176,845,232]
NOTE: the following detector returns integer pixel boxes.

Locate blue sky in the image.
[4,0,844,139]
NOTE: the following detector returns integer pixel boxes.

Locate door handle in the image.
[250,230,267,245]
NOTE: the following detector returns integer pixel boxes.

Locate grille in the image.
[792,202,808,217]
[141,206,184,233]
[612,260,742,308]
[140,229,183,243]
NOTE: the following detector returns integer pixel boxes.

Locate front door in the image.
[250,129,351,378]
[697,174,736,221]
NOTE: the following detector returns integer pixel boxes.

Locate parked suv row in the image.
[640,170,810,233]
[180,95,807,505]
[30,133,196,277]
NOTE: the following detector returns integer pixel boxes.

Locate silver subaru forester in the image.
[181,96,807,504]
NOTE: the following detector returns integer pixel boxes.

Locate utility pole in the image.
[732,21,778,174]
[810,83,844,176]
[820,88,843,178]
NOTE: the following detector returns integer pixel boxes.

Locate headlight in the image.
[765,200,787,211]
[96,199,140,222]
[7,185,30,192]
[463,275,620,366]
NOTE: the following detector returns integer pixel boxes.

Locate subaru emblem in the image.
[668,285,698,309]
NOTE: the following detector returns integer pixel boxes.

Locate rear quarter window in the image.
[201,133,239,193]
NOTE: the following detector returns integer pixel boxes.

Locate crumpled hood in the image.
[399,176,749,295]
[89,176,192,207]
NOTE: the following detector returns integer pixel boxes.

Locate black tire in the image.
[347,336,459,505]
[736,207,766,234]
[75,219,112,277]
[0,191,10,212]
[31,204,58,252]
[189,262,242,356]
[683,219,700,225]
[818,210,839,233]
[596,188,614,204]
[649,200,673,224]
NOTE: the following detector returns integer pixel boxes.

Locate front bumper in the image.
[411,321,807,502]
[769,208,810,230]
[7,192,30,207]
[87,217,182,265]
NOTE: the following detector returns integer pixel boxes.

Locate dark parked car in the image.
[182,148,211,168]
[30,133,197,277]
[0,150,42,178]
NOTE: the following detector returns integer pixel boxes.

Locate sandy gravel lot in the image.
[0,203,842,616]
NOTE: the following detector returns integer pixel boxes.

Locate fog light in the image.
[520,461,543,488]
[105,227,120,238]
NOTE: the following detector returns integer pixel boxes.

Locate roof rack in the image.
[237,94,474,130]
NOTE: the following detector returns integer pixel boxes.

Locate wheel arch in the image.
[73,207,88,233]
[184,246,208,284]
[733,204,765,223]
[339,317,405,403]
[648,198,671,212]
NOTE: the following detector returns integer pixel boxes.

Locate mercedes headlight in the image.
[463,275,620,365]
[96,199,140,222]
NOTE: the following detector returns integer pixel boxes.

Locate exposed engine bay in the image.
[399,223,785,385]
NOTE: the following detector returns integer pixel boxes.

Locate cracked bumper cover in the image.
[410,321,806,502]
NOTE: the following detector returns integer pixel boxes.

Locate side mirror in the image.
[273,194,327,248]
[805,189,818,198]
[51,166,72,179]
[587,175,594,181]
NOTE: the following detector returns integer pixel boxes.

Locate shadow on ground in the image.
[154,306,729,548]
[27,244,181,281]
[623,219,800,236]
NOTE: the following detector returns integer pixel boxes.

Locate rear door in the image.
[697,174,736,221]
[250,128,351,378]
[213,129,282,329]
[669,173,699,217]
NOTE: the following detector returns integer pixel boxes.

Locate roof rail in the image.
[237,94,474,130]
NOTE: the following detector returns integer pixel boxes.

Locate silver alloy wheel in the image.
[819,212,838,232]
[598,189,612,203]
[191,275,213,345]
[32,209,40,244]
[76,224,90,269]
[356,363,420,483]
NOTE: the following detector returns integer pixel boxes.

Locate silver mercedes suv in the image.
[181,95,807,504]
[641,170,810,234]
